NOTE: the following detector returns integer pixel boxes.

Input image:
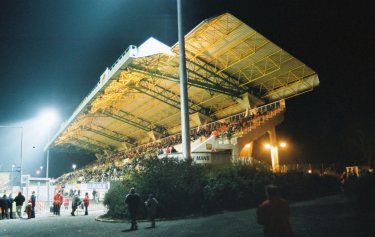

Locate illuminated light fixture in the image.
[279,142,287,148]
[39,109,58,128]
[245,143,251,148]
[308,169,312,174]
[264,144,272,150]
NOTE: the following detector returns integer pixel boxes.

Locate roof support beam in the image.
[103,108,167,135]
[82,126,127,143]
[132,79,212,116]
[129,65,244,99]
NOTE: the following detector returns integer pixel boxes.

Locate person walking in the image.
[8,193,14,219]
[125,187,141,231]
[145,193,159,228]
[30,191,36,218]
[83,192,90,215]
[71,193,81,216]
[13,192,25,218]
[257,185,293,237]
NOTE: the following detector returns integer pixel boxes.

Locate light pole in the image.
[0,126,23,186]
[11,164,15,186]
[40,166,43,176]
[177,0,191,159]
[265,142,287,172]
[72,164,77,171]
[38,109,57,178]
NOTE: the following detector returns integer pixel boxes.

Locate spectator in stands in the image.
[125,187,141,231]
[257,185,293,237]
[171,146,177,153]
[83,192,90,215]
[13,191,26,218]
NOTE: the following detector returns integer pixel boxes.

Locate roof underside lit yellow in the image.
[49,13,319,155]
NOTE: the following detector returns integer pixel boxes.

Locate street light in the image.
[264,142,287,172]
[39,109,58,178]
[11,164,15,186]
[40,166,43,176]
[72,164,77,171]
[36,170,40,176]
[0,126,23,186]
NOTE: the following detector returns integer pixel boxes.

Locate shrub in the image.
[103,157,341,219]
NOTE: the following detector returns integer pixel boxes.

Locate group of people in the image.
[124,187,159,231]
[122,185,293,237]
[0,191,35,220]
[52,190,90,216]
[54,102,284,185]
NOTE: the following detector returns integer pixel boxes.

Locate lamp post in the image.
[72,164,77,171]
[177,0,191,159]
[11,164,15,186]
[38,109,57,178]
[265,142,287,172]
[0,126,23,186]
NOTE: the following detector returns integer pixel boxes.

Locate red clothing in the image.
[63,197,69,207]
[53,193,62,205]
[257,198,293,237]
[83,194,90,207]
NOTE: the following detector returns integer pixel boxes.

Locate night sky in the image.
[0,0,374,178]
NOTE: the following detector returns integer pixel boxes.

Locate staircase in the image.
[189,101,286,153]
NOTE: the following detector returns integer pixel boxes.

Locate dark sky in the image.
[0,0,374,177]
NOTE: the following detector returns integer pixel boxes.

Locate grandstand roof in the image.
[47,13,319,155]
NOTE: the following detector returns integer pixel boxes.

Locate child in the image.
[63,195,69,210]
[24,200,32,219]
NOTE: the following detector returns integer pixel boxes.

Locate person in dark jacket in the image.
[125,187,141,230]
[13,191,26,218]
[0,194,9,219]
[30,191,36,218]
[8,193,14,219]
[71,193,81,216]
[145,193,159,228]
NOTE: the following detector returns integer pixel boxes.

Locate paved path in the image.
[0,195,373,237]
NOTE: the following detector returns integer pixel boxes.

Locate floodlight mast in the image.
[177,0,191,160]
[0,125,23,186]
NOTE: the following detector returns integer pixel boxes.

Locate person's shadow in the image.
[121,229,136,232]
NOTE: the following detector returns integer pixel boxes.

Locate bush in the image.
[103,157,341,219]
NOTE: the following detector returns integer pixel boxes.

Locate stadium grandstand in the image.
[47,13,319,183]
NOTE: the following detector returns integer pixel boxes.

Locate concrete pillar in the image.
[267,127,279,172]
[239,142,254,158]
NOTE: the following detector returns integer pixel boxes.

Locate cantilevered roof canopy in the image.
[48,13,319,154]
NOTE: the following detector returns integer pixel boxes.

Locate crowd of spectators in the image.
[54,101,284,185]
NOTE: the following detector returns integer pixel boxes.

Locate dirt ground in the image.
[0,194,374,237]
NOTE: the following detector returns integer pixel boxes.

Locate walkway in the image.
[0,195,373,237]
